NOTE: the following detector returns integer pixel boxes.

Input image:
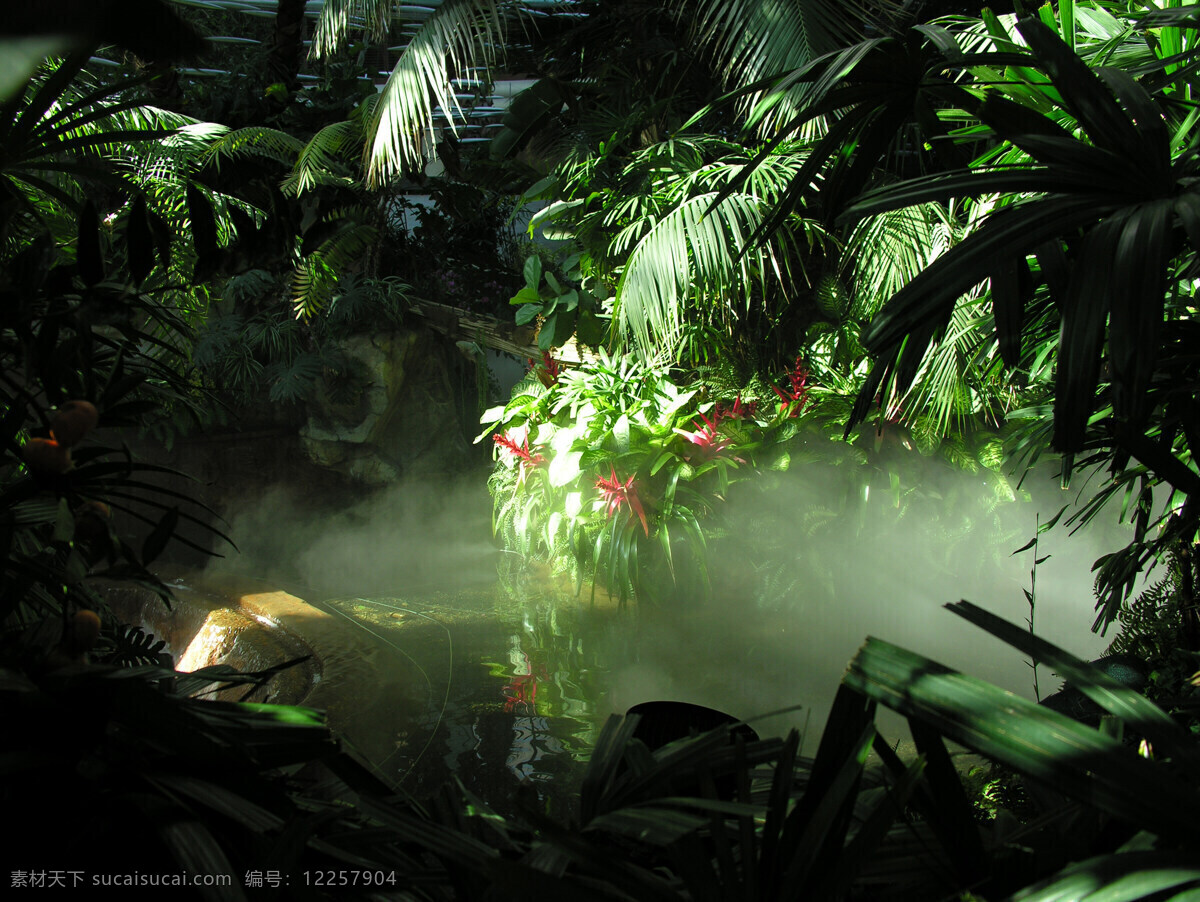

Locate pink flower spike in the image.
[673,419,743,463]
[493,432,544,468]
[774,359,811,417]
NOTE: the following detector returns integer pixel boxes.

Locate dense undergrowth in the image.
[3,1,1200,899]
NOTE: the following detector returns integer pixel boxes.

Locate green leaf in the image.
[141,506,180,567]
[1009,852,1200,902]
[523,255,543,291]
[539,308,577,350]
[844,634,1200,840]
[548,449,583,488]
[576,308,607,347]
[511,285,542,305]
[946,601,1195,763]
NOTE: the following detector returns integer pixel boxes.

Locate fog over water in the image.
[209,456,1148,753]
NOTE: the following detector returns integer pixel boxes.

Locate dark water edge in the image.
[311,575,617,821]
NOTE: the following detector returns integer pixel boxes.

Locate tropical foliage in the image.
[814,5,1200,628]
[0,51,240,626]
[7,3,1200,901]
[480,342,1024,608]
[465,1,1200,638]
[15,596,1197,901]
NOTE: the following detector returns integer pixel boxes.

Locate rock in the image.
[299,328,479,484]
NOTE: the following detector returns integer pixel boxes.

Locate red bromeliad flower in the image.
[596,465,649,535]
[674,412,743,461]
[774,358,811,417]
[493,431,545,468]
[715,394,758,421]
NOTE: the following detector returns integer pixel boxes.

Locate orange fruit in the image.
[63,609,103,656]
[21,437,73,473]
[50,400,99,448]
[74,501,112,544]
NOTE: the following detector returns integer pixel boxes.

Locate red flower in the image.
[528,351,562,387]
[674,412,742,461]
[493,432,545,468]
[774,358,811,417]
[715,394,758,421]
[596,465,649,535]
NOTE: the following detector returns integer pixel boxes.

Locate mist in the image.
[204,453,1150,753]
[600,455,1149,746]
[207,473,503,598]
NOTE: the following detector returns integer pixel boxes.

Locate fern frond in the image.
[292,217,380,318]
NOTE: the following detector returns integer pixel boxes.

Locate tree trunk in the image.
[267,0,307,94]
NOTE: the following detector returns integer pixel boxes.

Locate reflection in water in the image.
[320,574,607,815]
[507,716,565,789]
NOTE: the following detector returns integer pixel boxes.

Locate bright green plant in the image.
[483,329,1025,608]
[481,348,811,603]
[509,253,607,352]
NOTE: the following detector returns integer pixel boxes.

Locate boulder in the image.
[300,328,477,484]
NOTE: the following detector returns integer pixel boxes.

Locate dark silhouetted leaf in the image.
[140,505,179,566]
[77,199,103,286]
[126,193,153,285]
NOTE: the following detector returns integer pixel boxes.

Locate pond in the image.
[313,575,612,815]
[201,469,1125,814]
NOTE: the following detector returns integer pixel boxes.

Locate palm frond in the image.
[311,0,394,59]
[684,0,876,135]
[900,292,1000,439]
[614,191,799,362]
[292,213,380,318]
[281,119,363,195]
[202,126,304,173]
[363,0,506,184]
[843,202,948,321]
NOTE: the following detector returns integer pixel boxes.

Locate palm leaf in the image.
[844,630,1200,841]
[292,213,379,318]
[202,125,304,172]
[310,0,393,59]
[615,191,762,362]
[281,119,363,195]
[843,202,947,321]
[361,0,506,184]
[1010,852,1200,902]
[684,0,873,136]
